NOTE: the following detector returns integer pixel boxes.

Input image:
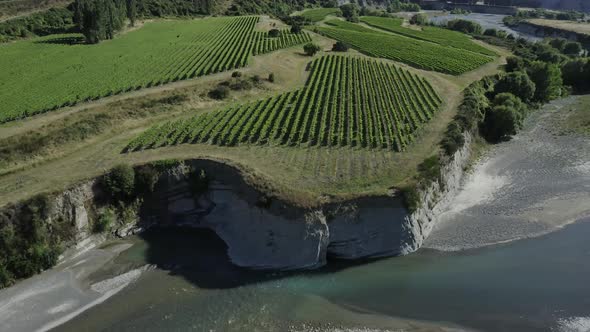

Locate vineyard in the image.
[317,20,494,75]
[126,55,442,152]
[252,29,312,55]
[0,16,310,123]
[299,8,341,22]
[360,16,497,57]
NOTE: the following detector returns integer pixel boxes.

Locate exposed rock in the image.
[1,132,473,271]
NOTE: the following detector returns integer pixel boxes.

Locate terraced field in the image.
[252,29,312,55]
[360,16,497,57]
[126,55,442,152]
[0,16,312,123]
[317,20,494,75]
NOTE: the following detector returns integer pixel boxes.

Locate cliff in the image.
[0,133,472,275]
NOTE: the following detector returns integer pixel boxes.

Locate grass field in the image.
[317,20,494,75]
[299,8,341,22]
[126,55,441,152]
[360,16,497,57]
[0,16,313,123]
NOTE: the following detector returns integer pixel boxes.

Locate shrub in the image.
[250,75,261,84]
[482,93,527,142]
[268,29,281,37]
[409,13,427,26]
[340,3,359,22]
[563,42,583,57]
[505,56,525,72]
[290,24,302,34]
[231,71,242,78]
[208,85,230,100]
[447,19,482,35]
[103,164,135,201]
[94,207,116,233]
[527,61,563,102]
[268,73,275,82]
[135,165,160,194]
[332,41,349,52]
[303,42,321,56]
[494,71,536,102]
[229,78,253,90]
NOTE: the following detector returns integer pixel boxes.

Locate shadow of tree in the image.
[34,36,85,45]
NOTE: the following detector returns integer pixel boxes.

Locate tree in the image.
[268,29,280,37]
[290,24,302,34]
[126,0,136,26]
[483,93,527,142]
[494,71,536,102]
[340,3,359,22]
[446,19,482,35]
[409,13,427,26]
[332,41,349,52]
[527,61,563,102]
[303,42,321,56]
[103,164,135,201]
[563,42,583,57]
[505,56,525,72]
[561,59,589,92]
[209,85,230,99]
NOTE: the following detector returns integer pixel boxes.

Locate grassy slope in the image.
[0,20,508,208]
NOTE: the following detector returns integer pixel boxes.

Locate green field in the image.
[252,29,312,55]
[0,16,312,123]
[299,7,341,22]
[360,16,497,57]
[126,55,442,152]
[317,20,494,75]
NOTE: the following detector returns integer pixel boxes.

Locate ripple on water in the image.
[554,317,590,332]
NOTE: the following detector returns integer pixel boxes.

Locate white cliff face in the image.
[3,133,473,272]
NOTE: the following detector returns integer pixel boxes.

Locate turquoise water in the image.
[55,218,590,332]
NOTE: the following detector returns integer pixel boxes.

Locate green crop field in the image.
[299,7,341,22]
[252,29,312,55]
[317,20,494,75]
[0,16,312,123]
[360,16,497,57]
[126,55,442,152]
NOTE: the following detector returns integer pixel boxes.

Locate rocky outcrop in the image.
[2,133,473,272]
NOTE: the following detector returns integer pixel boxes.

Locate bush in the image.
[268,72,275,82]
[563,42,583,57]
[135,165,160,194]
[482,93,527,142]
[494,71,536,102]
[505,56,525,72]
[340,3,359,22]
[527,61,563,102]
[303,42,321,56]
[561,58,589,92]
[250,75,261,84]
[409,13,427,26]
[332,41,349,52]
[231,71,242,78]
[208,85,230,100]
[229,78,253,90]
[268,29,281,37]
[290,24,302,34]
[94,207,116,233]
[447,19,482,35]
[103,164,135,201]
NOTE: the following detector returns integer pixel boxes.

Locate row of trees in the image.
[73,0,133,43]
